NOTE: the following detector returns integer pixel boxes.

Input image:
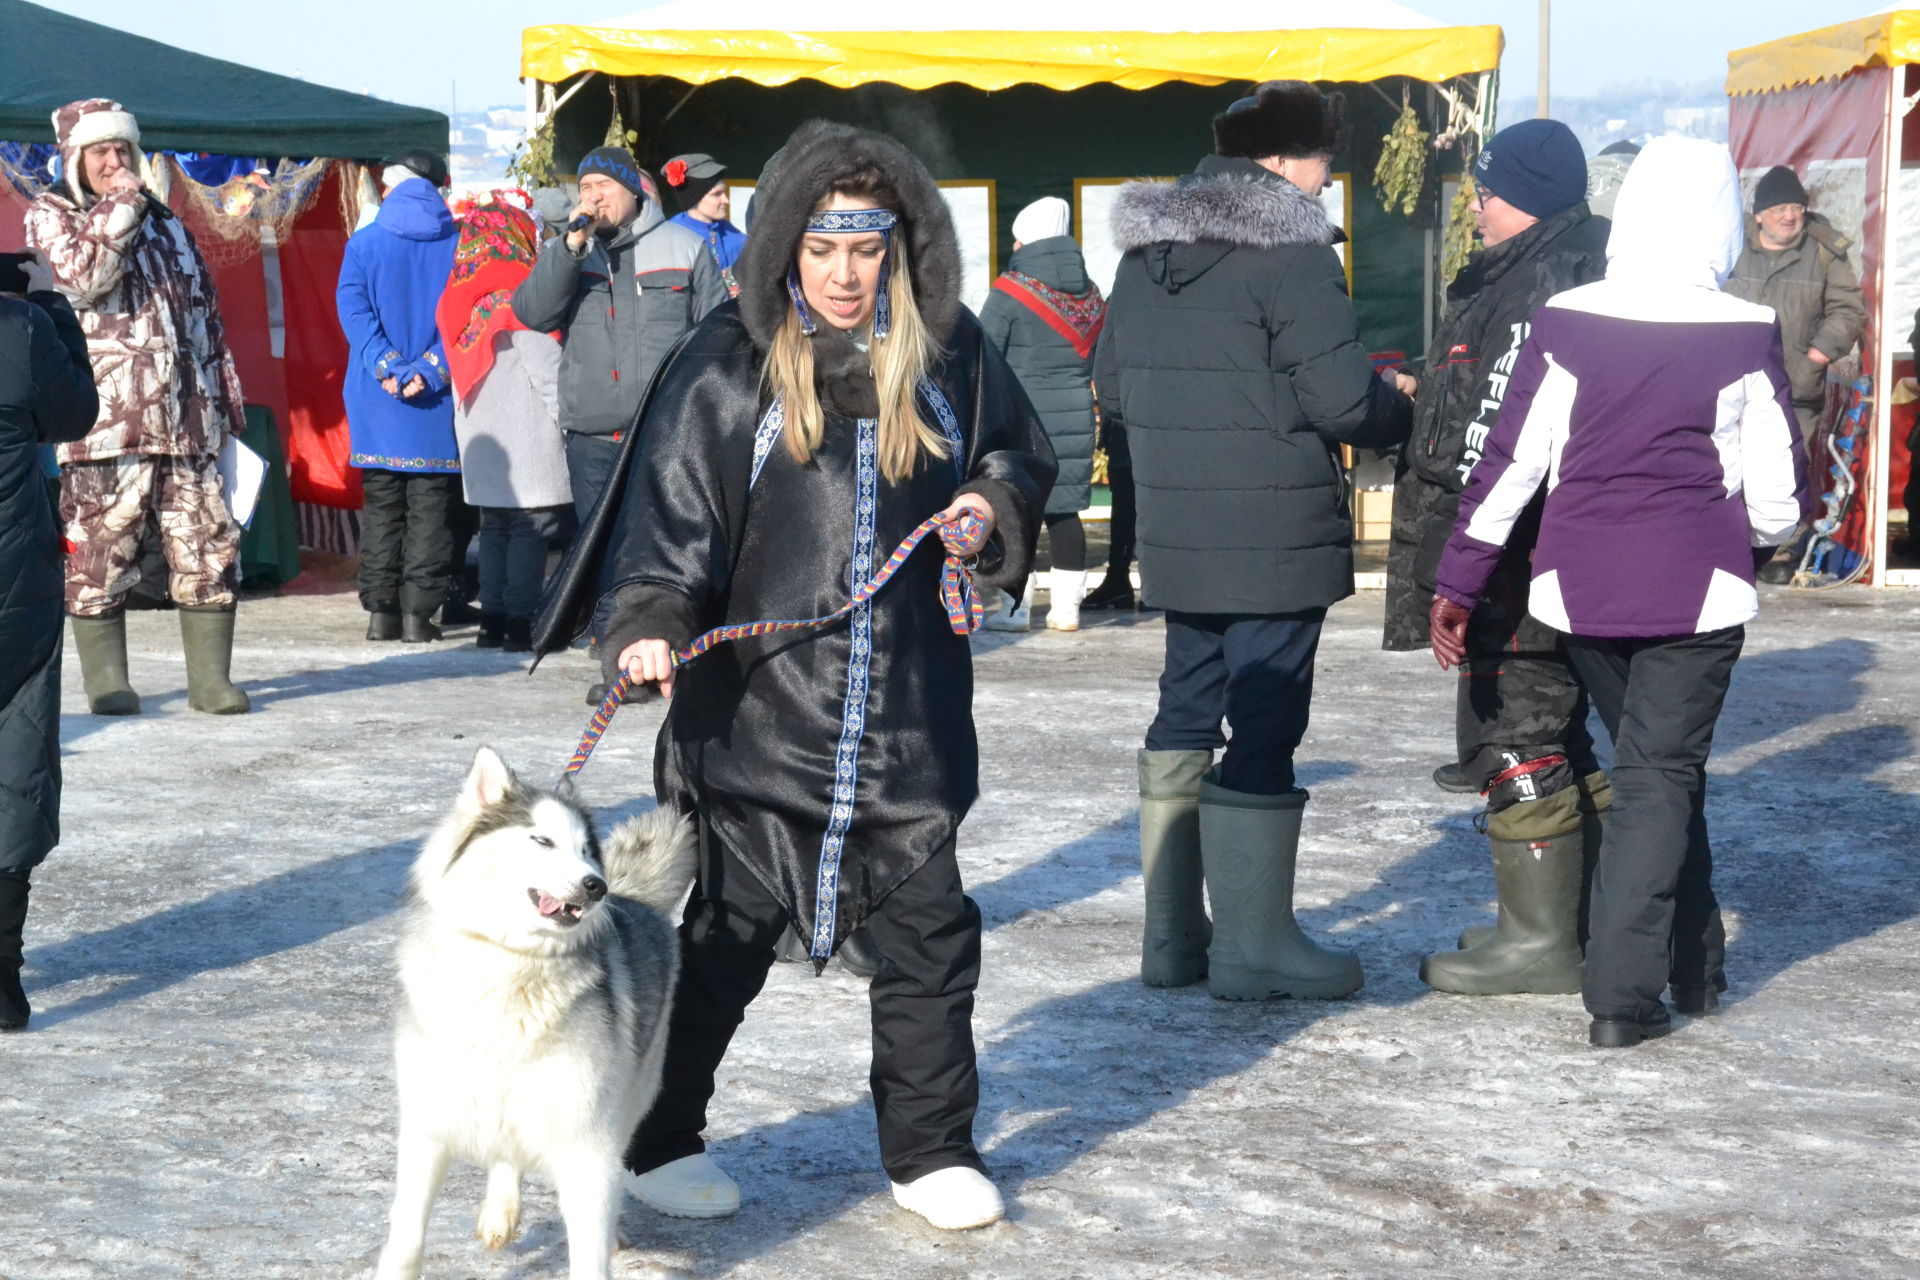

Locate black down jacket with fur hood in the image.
[1094,156,1411,614]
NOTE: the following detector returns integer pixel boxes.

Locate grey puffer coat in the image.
[980,236,1103,514]
[1,291,98,871]
[1093,156,1411,615]
[512,200,726,438]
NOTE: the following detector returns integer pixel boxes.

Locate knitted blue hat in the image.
[577,146,645,198]
[1474,120,1587,220]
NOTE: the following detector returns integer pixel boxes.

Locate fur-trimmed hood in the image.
[735,120,963,354]
[1111,158,1335,257]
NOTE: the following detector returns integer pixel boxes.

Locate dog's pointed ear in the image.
[461,747,517,814]
[553,775,578,805]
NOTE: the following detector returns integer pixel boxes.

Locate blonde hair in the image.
[764,180,948,484]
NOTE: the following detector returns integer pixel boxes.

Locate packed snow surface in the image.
[4,572,1917,1278]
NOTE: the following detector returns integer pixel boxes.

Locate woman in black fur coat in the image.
[536,121,1054,1230]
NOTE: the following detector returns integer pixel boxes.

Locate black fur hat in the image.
[1212,80,1349,161]
[736,120,962,352]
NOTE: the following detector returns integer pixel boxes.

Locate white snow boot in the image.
[1198,772,1363,1000]
[984,585,1029,632]
[1044,569,1086,631]
[624,1153,740,1218]
[891,1166,1004,1230]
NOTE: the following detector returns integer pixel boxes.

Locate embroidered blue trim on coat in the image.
[749,395,786,490]
[811,415,879,959]
[921,383,967,483]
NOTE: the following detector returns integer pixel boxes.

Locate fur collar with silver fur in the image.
[1111,167,1335,255]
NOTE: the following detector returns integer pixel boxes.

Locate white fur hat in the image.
[1013,196,1072,246]
[52,98,143,202]
[52,98,140,155]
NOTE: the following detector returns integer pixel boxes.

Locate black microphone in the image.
[567,212,592,233]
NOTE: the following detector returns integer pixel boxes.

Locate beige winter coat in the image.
[1723,217,1865,413]
[25,187,245,464]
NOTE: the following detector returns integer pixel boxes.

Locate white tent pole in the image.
[1875,68,1904,586]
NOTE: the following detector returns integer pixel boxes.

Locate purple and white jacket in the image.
[1434,137,1814,638]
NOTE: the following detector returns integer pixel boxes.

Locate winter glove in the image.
[1429,596,1472,671]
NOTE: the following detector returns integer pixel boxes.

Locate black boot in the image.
[367,608,402,642]
[1081,575,1134,610]
[1589,1004,1672,1048]
[0,871,30,1031]
[439,597,483,627]
[401,613,443,644]
[502,617,533,654]
[476,614,506,649]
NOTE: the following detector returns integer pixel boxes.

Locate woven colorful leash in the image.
[563,508,989,778]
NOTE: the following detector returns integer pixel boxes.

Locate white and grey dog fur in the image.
[373,748,694,1280]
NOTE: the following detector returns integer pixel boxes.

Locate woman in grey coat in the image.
[436,200,571,651]
[980,197,1105,631]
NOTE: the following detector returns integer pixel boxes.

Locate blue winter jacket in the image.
[670,211,746,272]
[336,178,460,473]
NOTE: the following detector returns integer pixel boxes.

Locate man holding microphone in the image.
[513,145,725,702]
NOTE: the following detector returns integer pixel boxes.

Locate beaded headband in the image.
[788,206,900,339]
[805,207,898,234]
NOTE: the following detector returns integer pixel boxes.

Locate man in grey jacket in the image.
[513,146,725,700]
[1724,166,1864,583]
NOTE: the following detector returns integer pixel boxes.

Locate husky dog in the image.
[373,748,694,1280]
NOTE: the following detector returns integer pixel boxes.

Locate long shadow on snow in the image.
[616,724,1918,1270]
[21,788,668,1031]
[56,644,548,750]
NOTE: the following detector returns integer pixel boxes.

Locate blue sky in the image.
[31,0,1874,115]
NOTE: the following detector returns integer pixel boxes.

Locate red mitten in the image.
[1429,596,1472,671]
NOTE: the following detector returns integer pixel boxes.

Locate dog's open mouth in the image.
[528,889,588,925]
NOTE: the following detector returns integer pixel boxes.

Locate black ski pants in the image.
[1566,626,1744,1020]
[626,823,985,1184]
[356,469,456,617]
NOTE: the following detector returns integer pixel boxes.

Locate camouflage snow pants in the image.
[60,454,238,617]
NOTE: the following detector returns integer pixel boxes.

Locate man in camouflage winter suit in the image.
[1382,120,1611,996]
[26,98,249,715]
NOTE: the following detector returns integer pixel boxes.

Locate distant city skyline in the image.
[27,0,1875,119]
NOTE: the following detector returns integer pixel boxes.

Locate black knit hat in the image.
[1473,119,1587,220]
[380,148,448,188]
[1213,81,1348,160]
[1753,165,1809,213]
[577,146,646,199]
[661,153,727,211]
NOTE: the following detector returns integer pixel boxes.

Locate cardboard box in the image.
[1354,488,1393,543]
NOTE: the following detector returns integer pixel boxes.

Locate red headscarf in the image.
[436,199,548,406]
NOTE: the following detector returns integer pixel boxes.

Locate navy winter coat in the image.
[1,291,98,870]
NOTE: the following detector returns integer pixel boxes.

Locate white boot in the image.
[623,1153,741,1218]
[890,1166,1004,1230]
[1045,569,1086,631]
[984,586,1029,632]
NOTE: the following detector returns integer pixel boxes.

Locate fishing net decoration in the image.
[164,155,334,266]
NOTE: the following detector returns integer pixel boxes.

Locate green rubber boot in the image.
[1421,787,1586,995]
[70,612,140,716]
[179,605,251,715]
[1457,770,1609,951]
[1138,749,1213,987]
[1198,775,1363,1001]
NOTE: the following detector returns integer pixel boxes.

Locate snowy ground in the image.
[5,564,1918,1279]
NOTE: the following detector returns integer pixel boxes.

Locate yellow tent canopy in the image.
[1728,7,1920,96]
[522,1,1503,94]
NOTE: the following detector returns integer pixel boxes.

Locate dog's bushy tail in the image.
[603,807,696,913]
